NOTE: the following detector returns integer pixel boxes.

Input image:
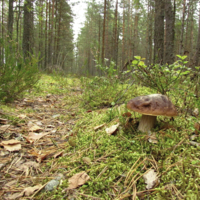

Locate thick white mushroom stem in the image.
[138,115,157,133]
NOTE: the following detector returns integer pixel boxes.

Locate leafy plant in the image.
[0,40,40,102]
[80,59,130,109]
[130,55,191,95]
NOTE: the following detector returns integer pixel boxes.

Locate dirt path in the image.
[0,92,80,199]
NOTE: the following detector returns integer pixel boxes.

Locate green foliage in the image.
[80,60,133,109]
[130,55,191,95]
[0,41,40,102]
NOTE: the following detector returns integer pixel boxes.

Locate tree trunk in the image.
[113,0,118,67]
[122,1,125,67]
[133,0,140,57]
[1,0,4,64]
[45,0,48,69]
[154,0,164,64]
[164,0,175,64]
[51,0,55,66]
[38,0,44,69]
[146,0,153,66]
[23,0,34,59]
[48,1,52,66]
[193,4,200,66]
[8,0,14,40]
[102,0,107,64]
[16,0,22,46]
[179,0,186,55]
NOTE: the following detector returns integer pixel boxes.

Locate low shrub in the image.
[0,40,40,102]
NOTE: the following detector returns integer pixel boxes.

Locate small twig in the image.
[132,183,137,200]
[77,192,102,200]
[30,183,48,199]
[96,166,108,179]
[6,154,22,173]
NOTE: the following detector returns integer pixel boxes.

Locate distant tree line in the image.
[75,0,200,75]
[0,0,74,72]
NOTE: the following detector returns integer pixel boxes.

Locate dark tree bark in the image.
[102,0,107,64]
[122,1,125,67]
[45,0,48,68]
[23,0,34,58]
[0,0,5,64]
[154,0,164,64]
[8,0,14,39]
[133,0,140,57]
[146,0,153,66]
[38,0,44,69]
[113,0,118,66]
[194,5,200,66]
[164,0,175,64]
[16,0,22,45]
[179,0,186,55]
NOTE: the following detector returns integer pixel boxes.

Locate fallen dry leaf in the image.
[148,132,158,144]
[4,143,21,151]
[7,192,23,200]
[193,108,199,117]
[194,122,200,134]
[15,161,40,176]
[27,132,51,141]
[143,169,159,190]
[22,184,42,196]
[105,123,120,135]
[94,123,106,131]
[29,125,43,132]
[0,118,8,124]
[3,180,18,189]
[0,124,10,131]
[17,114,27,119]
[68,171,90,189]
[0,139,20,145]
[0,139,21,152]
[36,153,50,163]
[53,151,64,158]
[122,112,132,117]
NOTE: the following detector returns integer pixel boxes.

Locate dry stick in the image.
[6,154,22,173]
[158,160,183,178]
[124,157,145,186]
[30,183,49,199]
[151,156,159,172]
[77,192,102,200]
[172,138,185,152]
[96,166,108,179]
[165,184,184,200]
[94,150,116,162]
[126,167,153,194]
[115,79,135,105]
[0,124,11,134]
[132,183,137,200]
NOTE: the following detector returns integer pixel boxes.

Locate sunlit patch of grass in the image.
[1,73,199,199]
[1,104,17,113]
[37,85,199,199]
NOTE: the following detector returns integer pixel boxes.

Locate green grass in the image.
[1,73,200,200]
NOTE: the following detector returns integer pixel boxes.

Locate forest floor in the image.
[0,74,200,200]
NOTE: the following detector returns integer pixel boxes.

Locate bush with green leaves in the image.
[0,40,40,102]
[80,59,133,109]
[129,55,192,95]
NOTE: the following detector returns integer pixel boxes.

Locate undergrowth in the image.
[1,70,200,199]
[31,71,200,199]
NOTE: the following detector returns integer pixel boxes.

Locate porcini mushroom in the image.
[127,94,177,133]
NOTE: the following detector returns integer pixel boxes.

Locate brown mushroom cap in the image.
[127,94,177,117]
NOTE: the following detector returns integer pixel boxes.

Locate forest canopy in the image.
[0,0,200,75]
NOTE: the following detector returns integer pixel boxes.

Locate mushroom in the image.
[127,94,177,133]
